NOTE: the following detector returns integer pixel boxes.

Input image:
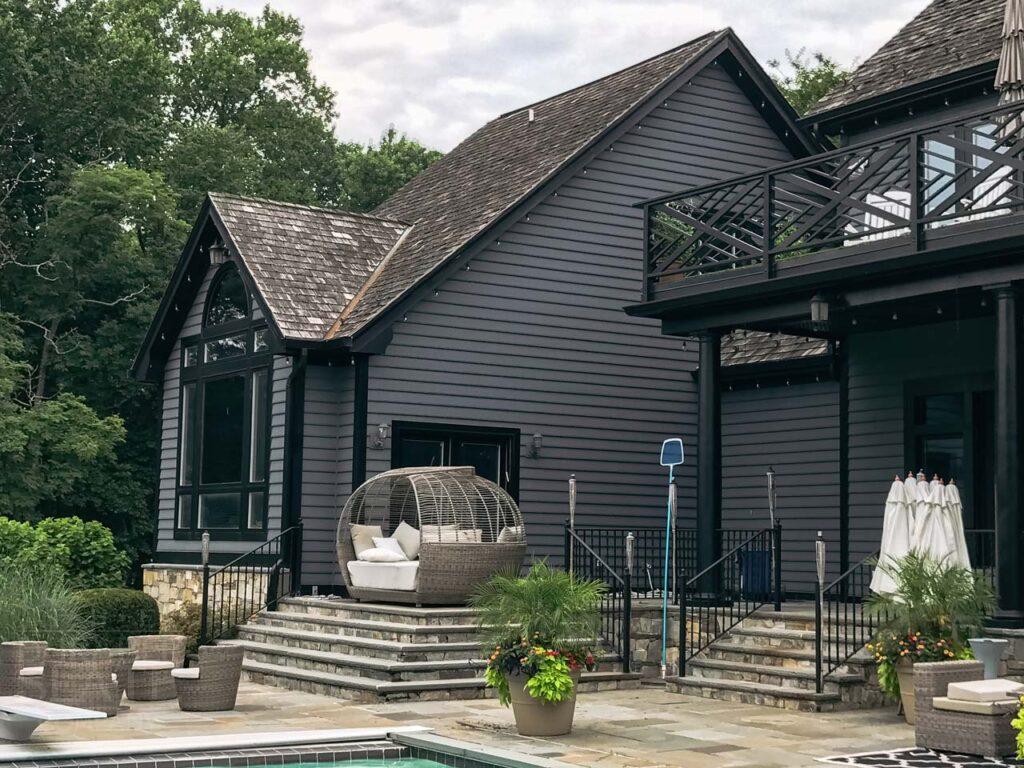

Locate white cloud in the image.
[205,0,932,150]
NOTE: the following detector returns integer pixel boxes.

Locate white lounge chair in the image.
[0,695,105,741]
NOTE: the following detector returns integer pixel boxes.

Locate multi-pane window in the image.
[176,262,272,539]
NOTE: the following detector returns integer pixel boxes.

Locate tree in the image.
[768,49,851,117]
[339,127,442,212]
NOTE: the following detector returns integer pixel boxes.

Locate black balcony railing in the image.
[644,102,1024,297]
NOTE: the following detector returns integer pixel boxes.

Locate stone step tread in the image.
[749,608,862,625]
[280,597,476,619]
[221,640,485,673]
[257,610,480,635]
[667,675,841,702]
[242,659,639,693]
[729,626,817,641]
[688,657,863,683]
[237,623,481,653]
[708,640,870,665]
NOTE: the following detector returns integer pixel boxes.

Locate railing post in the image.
[814,531,826,694]
[763,174,775,277]
[199,531,211,646]
[623,532,634,673]
[291,522,304,596]
[772,519,783,612]
[678,574,687,678]
[909,133,922,250]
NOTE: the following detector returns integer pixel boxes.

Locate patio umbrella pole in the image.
[661,468,676,679]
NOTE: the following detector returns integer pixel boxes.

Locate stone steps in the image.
[230,597,641,702]
[668,606,883,712]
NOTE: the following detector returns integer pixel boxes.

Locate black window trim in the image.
[390,420,521,500]
[174,261,274,542]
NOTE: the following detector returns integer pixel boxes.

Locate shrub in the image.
[75,588,159,648]
[0,565,93,647]
[162,602,235,655]
[0,515,129,589]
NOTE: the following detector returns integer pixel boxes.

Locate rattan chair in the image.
[914,660,1017,757]
[43,649,120,717]
[126,635,187,701]
[337,466,527,605]
[172,645,244,711]
[109,649,136,706]
[0,641,46,696]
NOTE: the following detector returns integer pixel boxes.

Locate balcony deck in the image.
[636,102,1024,318]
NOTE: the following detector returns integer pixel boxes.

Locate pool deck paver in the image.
[14,682,915,767]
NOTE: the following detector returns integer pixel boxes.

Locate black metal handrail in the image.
[200,523,303,645]
[566,527,632,673]
[678,522,782,676]
[644,100,1024,295]
[567,525,763,600]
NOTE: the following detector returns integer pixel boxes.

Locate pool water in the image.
[214,762,446,768]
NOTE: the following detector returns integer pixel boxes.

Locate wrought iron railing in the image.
[965,528,996,592]
[566,527,632,672]
[644,102,1024,296]
[567,525,760,600]
[200,523,303,645]
[677,524,782,676]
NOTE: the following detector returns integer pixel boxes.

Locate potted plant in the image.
[865,552,994,724]
[470,562,604,736]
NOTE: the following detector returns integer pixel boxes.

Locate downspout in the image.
[283,350,309,531]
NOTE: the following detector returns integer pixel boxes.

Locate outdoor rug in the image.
[819,748,1023,767]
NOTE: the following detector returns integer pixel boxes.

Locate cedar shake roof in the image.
[808,0,1004,117]
[721,331,828,367]
[210,193,410,341]
[328,30,726,337]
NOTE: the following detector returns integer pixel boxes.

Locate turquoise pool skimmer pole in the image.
[659,438,685,679]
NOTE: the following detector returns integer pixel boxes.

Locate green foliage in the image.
[0,0,441,571]
[339,127,442,212]
[0,565,94,647]
[74,588,160,648]
[865,553,994,699]
[768,49,851,117]
[0,515,130,589]
[472,562,603,706]
[161,602,202,655]
[1013,697,1024,758]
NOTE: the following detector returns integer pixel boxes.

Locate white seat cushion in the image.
[132,660,174,671]
[19,667,42,677]
[171,667,200,680]
[933,696,1020,715]
[947,678,1024,702]
[347,560,419,591]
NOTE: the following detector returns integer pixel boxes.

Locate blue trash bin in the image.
[739,550,771,599]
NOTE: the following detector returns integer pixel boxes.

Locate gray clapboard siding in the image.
[846,318,994,565]
[357,64,796,564]
[155,259,287,557]
[722,382,841,593]
[300,364,351,585]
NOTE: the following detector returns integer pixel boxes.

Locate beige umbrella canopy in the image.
[997,0,1024,103]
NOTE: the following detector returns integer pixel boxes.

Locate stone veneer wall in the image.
[630,601,681,677]
[142,563,281,625]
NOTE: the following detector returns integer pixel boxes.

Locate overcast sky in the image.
[210,0,930,151]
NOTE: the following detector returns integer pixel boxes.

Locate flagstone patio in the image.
[21,682,915,768]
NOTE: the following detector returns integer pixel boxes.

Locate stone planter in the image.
[968,638,1008,679]
[897,660,916,724]
[507,669,581,736]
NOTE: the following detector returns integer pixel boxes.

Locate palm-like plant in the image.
[470,561,606,648]
[865,552,994,642]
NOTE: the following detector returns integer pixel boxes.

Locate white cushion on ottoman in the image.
[171,667,200,680]
[347,560,419,591]
[133,660,174,671]
[947,678,1024,702]
[934,696,1020,715]
[19,666,42,677]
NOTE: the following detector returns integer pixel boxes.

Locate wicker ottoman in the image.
[127,660,175,701]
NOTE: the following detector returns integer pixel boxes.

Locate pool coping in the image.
[0,729,576,768]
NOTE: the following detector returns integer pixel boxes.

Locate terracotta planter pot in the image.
[896,660,916,725]
[507,669,581,736]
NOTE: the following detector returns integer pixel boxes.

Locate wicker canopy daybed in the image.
[337,466,527,605]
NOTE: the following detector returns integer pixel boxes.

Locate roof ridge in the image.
[208,191,410,226]
[498,29,726,118]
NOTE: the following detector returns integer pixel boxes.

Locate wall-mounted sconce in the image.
[209,242,228,265]
[810,294,830,331]
[371,423,390,450]
[529,433,543,459]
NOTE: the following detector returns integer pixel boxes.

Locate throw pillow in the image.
[372,536,409,560]
[350,524,383,556]
[421,524,459,542]
[497,525,524,543]
[357,547,407,563]
[392,520,421,560]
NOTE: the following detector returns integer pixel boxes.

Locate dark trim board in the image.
[352,354,369,491]
[283,352,308,531]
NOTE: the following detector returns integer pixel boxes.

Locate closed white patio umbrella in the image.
[943,480,972,569]
[913,475,955,563]
[870,476,914,594]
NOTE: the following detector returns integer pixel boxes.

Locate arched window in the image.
[176,260,272,540]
